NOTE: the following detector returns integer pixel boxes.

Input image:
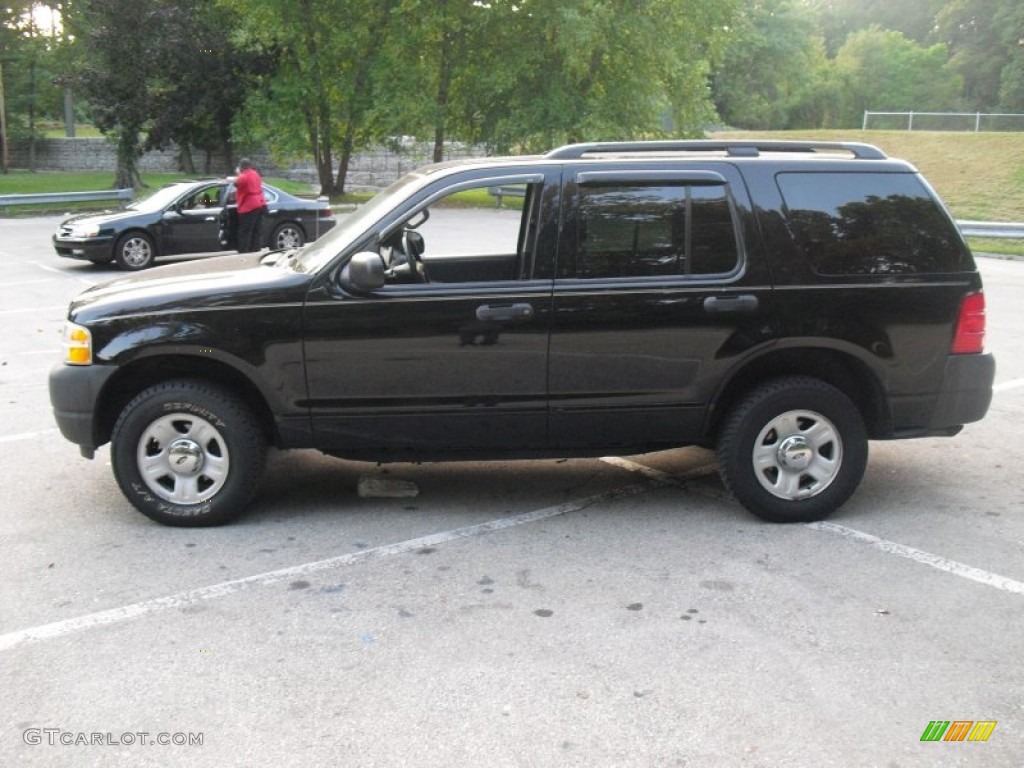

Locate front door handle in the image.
[476,303,535,322]
[703,295,759,314]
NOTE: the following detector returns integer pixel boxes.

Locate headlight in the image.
[70,223,101,238]
[62,322,92,365]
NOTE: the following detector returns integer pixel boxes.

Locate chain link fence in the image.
[862,111,1024,132]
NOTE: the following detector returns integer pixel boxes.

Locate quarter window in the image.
[575,183,739,279]
[776,172,967,275]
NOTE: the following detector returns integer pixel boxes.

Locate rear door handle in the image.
[476,303,535,322]
[703,295,759,314]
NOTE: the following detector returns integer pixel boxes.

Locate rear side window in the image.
[776,172,967,275]
[575,183,739,279]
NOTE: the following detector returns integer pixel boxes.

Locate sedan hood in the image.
[68,252,313,323]
[60,209,146,229]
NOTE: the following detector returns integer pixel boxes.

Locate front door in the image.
[161,183,227,254]
[302,171,560,458]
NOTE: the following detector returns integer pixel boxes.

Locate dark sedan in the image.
[53,179,336,270]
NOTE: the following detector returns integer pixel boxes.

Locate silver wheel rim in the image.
[137,413,230,504]
[752,409,842,500]
[121,236,152,268]
[275,226,302,249]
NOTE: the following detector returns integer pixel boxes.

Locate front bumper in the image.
[49,363,118,457]
[53,234,114,260]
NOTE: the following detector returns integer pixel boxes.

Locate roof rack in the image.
[545,140,887,161]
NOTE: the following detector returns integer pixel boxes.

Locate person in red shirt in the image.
[235,158,268,253]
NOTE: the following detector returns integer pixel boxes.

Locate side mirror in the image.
[341,251,385,292]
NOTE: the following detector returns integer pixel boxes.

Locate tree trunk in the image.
[335,129,355,195]
[114,129,143,190]
[177,144,196,174]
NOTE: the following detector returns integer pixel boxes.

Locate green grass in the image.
[712,129,1024,222]
[965,237,1024,258]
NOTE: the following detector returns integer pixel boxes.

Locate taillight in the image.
[951,292,986,354]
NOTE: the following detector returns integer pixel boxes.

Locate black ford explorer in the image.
[49,140,995,526]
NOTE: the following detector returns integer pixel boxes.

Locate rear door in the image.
[547,162,777,450]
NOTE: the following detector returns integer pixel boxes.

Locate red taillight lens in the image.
[951,292,986,354]
[319,208,334,219]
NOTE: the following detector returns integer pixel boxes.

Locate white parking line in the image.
[29,261,97,287]
[808,521,1024,596]
[0,481,653,653]
[993,378,1024,393]
[605,456,1024,596]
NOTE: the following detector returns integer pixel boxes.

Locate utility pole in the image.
[0,61,9,173]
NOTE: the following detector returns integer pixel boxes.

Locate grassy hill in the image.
[713,130,1024,223]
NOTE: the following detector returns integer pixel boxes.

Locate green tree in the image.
[712,0,829,129]
[937,0,1024,110]
[471,0,738,151]
[225,0,399,196]
[143,2,273,174]
[809,0,947,55]
[68,0,171,188]
[1,2,64,171]
[829,27,962,127]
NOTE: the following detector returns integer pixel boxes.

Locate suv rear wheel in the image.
[111,380,266,526]
[717,377,867,523]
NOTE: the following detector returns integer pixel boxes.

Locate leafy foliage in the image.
[830,28,962,127]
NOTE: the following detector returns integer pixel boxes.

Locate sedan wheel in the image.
[272,223,305,250]
[115,232,155,270]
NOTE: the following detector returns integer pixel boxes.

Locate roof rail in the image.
[545,140,887,160]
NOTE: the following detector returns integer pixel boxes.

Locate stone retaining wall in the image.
[8,138,488,192]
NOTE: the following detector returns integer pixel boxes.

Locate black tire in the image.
[271,222,305,250]
[114,231,156,270]
[717,376,868,523]
[110,380,266,526]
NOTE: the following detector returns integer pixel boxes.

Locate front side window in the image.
[378,180,544,285]
[776,172,968,275]
[182,185,225,210]
[575,183,739,279]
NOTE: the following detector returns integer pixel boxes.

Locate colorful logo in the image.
[921,721,997,742]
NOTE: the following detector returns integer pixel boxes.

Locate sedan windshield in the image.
[126,185,193,213]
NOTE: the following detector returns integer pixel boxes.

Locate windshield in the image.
[292,172,429,273]
[127,184,194,213]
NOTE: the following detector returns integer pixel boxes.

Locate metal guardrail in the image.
[0,188,134,207]
[957,221,1024,239]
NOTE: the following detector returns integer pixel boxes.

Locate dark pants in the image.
[237,208,265,253]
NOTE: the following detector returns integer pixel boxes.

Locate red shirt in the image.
[236,168,267,214]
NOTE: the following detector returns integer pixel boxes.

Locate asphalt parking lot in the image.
[1,214,1022,767]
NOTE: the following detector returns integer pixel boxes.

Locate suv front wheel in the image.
[717,377,868,523]
[110,379,266,526]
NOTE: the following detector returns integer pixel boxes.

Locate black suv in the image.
[49,140,995,526]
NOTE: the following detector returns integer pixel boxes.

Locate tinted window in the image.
[575,184,739,279]
[776,172,967,275]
